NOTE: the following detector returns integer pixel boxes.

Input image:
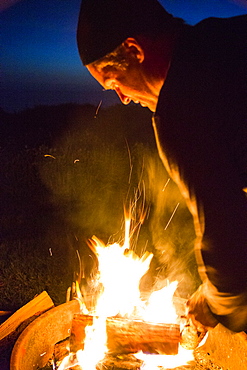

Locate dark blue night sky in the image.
[1,0,246,112]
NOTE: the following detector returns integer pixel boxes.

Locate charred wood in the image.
[70,314,180,356]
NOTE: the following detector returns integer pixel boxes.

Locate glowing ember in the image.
[136,346,194,369]
[58,215,194,370]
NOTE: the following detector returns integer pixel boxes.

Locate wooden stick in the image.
[0,291,54,349]
[70,314,180,355]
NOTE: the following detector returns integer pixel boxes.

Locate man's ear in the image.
[122,38,145,63]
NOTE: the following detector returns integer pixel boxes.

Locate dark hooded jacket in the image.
[153,15,247,332]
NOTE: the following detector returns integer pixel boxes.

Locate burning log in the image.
[54,338,70,365]
[98,354,143,370]
[53,343,143,370]
[70,314,180,356]
[106,317,180,355]
[70,314,94,352]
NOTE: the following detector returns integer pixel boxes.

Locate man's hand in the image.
[187,284,218,332]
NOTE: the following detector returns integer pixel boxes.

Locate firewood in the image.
[0,291,54,350]
[97,354,143,370]
[70,314,180,356]
[106,317,180,355]
[54,337,70,364]
[53,350,143,370]
[70,314,94,353]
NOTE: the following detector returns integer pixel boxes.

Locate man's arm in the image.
[152,111,247,332]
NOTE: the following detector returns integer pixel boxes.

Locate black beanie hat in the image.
[77,0,173,65]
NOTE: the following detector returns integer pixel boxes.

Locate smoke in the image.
[137,147,200,299]
[37,104,200,297]
[38,128,200,298]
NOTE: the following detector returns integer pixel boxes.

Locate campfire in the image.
[40,209,198,370]
[7,207,247,370]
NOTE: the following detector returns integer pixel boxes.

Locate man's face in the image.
[86,61,158,112]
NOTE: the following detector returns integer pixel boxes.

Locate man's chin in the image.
[132,100,154,112]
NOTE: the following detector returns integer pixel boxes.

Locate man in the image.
[77,0,247,333]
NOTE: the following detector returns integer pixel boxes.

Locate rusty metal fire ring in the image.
[10,300,81,370]
[10,299,247,370]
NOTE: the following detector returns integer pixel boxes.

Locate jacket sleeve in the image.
[152,114,247,332]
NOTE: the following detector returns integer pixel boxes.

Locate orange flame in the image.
[58,211,194,369]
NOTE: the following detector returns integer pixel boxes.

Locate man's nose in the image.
[115,87,131,105]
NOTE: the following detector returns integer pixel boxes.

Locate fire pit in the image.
[10,300,247,370]
[9,231,247,369]
[10,299,81,370]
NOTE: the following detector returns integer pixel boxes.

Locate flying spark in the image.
[44,154,56,159]
[164,203,180,230]
[94,100,102,118]
[162,178,170,191]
